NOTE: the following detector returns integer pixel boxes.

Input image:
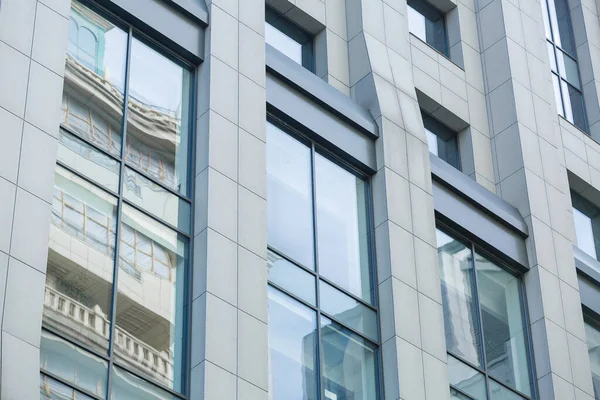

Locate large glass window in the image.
[423,113,460,170]
[266,120,379,400]
[265,7,314,70]
[408,0,448,56]
[585,319,600,400]
[542,0,587,131]
[437,227,534,400]
[572,192,600,262]
[41,2,193,399]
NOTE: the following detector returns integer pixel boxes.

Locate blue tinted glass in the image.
[111,366,179,400]
[448,355,487,400]
[268,250,316,306]
[268,288,318,400]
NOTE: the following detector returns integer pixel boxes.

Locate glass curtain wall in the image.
[266,120,379,400]
[541,0,587,131]
[436,228,535,400]
[40,2,193,399]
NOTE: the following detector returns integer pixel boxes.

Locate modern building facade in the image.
[1,0,600,398]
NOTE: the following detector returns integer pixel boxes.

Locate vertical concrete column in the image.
[477,0,595,396]
[191,0,268,399]
[346,0,450,399]
[0,0,68,398]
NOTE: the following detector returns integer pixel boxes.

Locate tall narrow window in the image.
[572,192,600,261]
[266,120,379,400]
[542,0,587,131]
[41,1,194,398]
[423,113,460,170]
[437,227,535,400]
[585,318,600,400]
[265,7,314,70]
[408,0,448,56]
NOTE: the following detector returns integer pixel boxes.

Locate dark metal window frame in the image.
[423,112,461,170]
[42,1,198,398]
[436,221,539,400]
[407,0,449,57]
[266,114,383,400]
[542,0,589,133]
[265,6,315,72]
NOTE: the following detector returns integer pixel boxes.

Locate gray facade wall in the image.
[1,0,600,398]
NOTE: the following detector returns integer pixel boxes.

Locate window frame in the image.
[583,310,600,400]
[423,112,461,170]
[542,0,589,132]
[266,114,383,400]
[265,6,315,71]
[407,0,449,57]
[436,221,538,400]
[41,1,197,399]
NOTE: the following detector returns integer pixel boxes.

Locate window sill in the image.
[409,33,464,71]
[573,245,600,283]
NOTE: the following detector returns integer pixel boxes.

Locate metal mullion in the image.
[41,327,110,362]
[59,124,123,163]
[111,361,187,400]
[320,311,379,346]
[469,243,492,400]
[449,384,478,400]
[318,275,377,312]
[56,161,120,199]
[123,162,193,203]
[267,245,317,276]
[106,25,133,399]
[487,375,531,399]
[122,197,192,239]
[41,370,104,400]
[311,142,325,400]
[447,350,488,376]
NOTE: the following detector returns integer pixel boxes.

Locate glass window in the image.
[572,192,600,262]
[408,0,448,56]
[268,287,318,400]
[43,1,193,397]
[423,113,460,170]
[266,119,379,400]
[543,0,587,131]
[265,7,314,70]
[437,227,533,400]
[585,319,600,400]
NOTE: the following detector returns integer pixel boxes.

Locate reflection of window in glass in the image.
[423,113,460,170]
[42,1,193,397]
[542,0,587,131]
[266,118,379,400]
[585,319,600,400]
[265,7,314,70]
[437,227,534,399]
[408,0,448,56]
[572,192,600,261]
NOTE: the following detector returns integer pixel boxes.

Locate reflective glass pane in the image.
[489,380,527,400]
[585,321,600,400]
[57,129,120,192]
[553,74,564,116]
[45,166,117,354]
[551,0,575,56]
[319,280,378,342]
[565,82,587,131]
[448,355,487,400]
[450,388,472,400]
[268,287,318,400]
[574,207,597,259]
[557,50,580,89]
[547,42,557,72]
[268,250,316,306]
[63,3,127,156]
[125,38,191,195]
[40,374,95,400]
[408,5,427,42]
[541,0,552,40]
[475,253,531,397]
[111,366,179,400]
[437,229,483,368]
[265,22,303,64]
[123,167,191,234]
[267,122,314,269]
[115,205,187,392]
[316,154,371,302]
[321,317,377,400]
[40,331,108,397]
[426,128,439,156]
